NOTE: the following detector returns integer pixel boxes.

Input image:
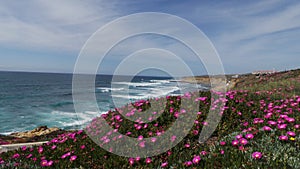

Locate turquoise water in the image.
[0,71,204,134]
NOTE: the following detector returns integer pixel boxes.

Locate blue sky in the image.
[0,0,299,75]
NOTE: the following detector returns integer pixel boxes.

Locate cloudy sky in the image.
[0,0,299,75]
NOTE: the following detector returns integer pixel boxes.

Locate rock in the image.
[10,126,60,138]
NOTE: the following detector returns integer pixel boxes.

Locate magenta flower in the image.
[61,152,71,159]
[232,140,239,146]
[26,154,32,159]
[51,145,57,150]
[38,146,43,154]
[80,145,86,149]
[277,124,287,130]
[145,157,152,164]
[200,151,207,156]
[240,138,248,145]
[245,133,254,139]
[129,158,134,165]
[12,153,20,159]
[287,131,296,137]
[262,126,272,131]
[279,135,288,141]
[192,155,201,164]
[252,152,262,159]
[220,141,226,146]
[235,134,243,139]
[21,146,27,151]
[70,155,77,161]
[185,144,190,148]
[151,137,157,143]
[161,162,168,168]
[184,161,193,166]
[40,160,48,167]
[220,149,225,154]
[47,160,53,166]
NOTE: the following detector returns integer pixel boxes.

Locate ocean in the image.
[0,71,206,134]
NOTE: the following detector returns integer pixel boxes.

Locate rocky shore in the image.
[0,126,66,145]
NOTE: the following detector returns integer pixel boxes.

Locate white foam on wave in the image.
[50,110,107,128]
[96,87,124,93]
[111,86,180,100]
[112,81,161,87]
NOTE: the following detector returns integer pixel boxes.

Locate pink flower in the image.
[171,135,176,142]
[21,146,27,151]
[145,158,152,164]
[161,162,168,167]
[252,152,262,159]
[245,133,254,139]
[139,141,145,148]
[61,152,71,159]
[235,134,243,139]
[70,155,77,161]
[51,145,57,150]
[220,141,226,146]
[151,137,157,143]
[200,151,207,156]
[129,158,134,165]
[268,121,277,126]
[40,160,48,167]
[286,117,295,123]
[184,161,193,166]
[38,146,43,154]
[26,154,32,159]
[80,145,86,149]
[240,138,248,145]
[185,144,190,148]
[220,149,225,154]
[287,131,296,137]
[279,135,288,141]
[232,140,239,146]
[12,153,20,159]
[137,135,143,141]
[262,126,272,131]
[277,124,287,130]
[192,155,201,164]
[47,160,53,166]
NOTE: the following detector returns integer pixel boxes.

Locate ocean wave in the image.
[96,87,125,93]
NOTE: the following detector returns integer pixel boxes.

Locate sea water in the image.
[0,71,207,134]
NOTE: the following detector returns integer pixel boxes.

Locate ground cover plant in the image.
[1,70,300,168]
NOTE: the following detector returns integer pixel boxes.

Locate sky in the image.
[0,0,299,76]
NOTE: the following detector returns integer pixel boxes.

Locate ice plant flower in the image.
[287,131,296,137]
[245,133,254,139]
[240,138,248,145]
[184,161,193,166]
[192,155,201,164]
[220,141,226,146]
[279,135,288,141]
[145,158,152,164]
[232,140,239,146]
[70,155,77,161]
[40,160,48,167]
[262,126,272,131]
[252,152,262,159]
[38,146,43,154]
[161,162,168,168]
[47,160,53,166]
[235,134,243,139]
[128,158,134,165]
[12,153,20,159]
